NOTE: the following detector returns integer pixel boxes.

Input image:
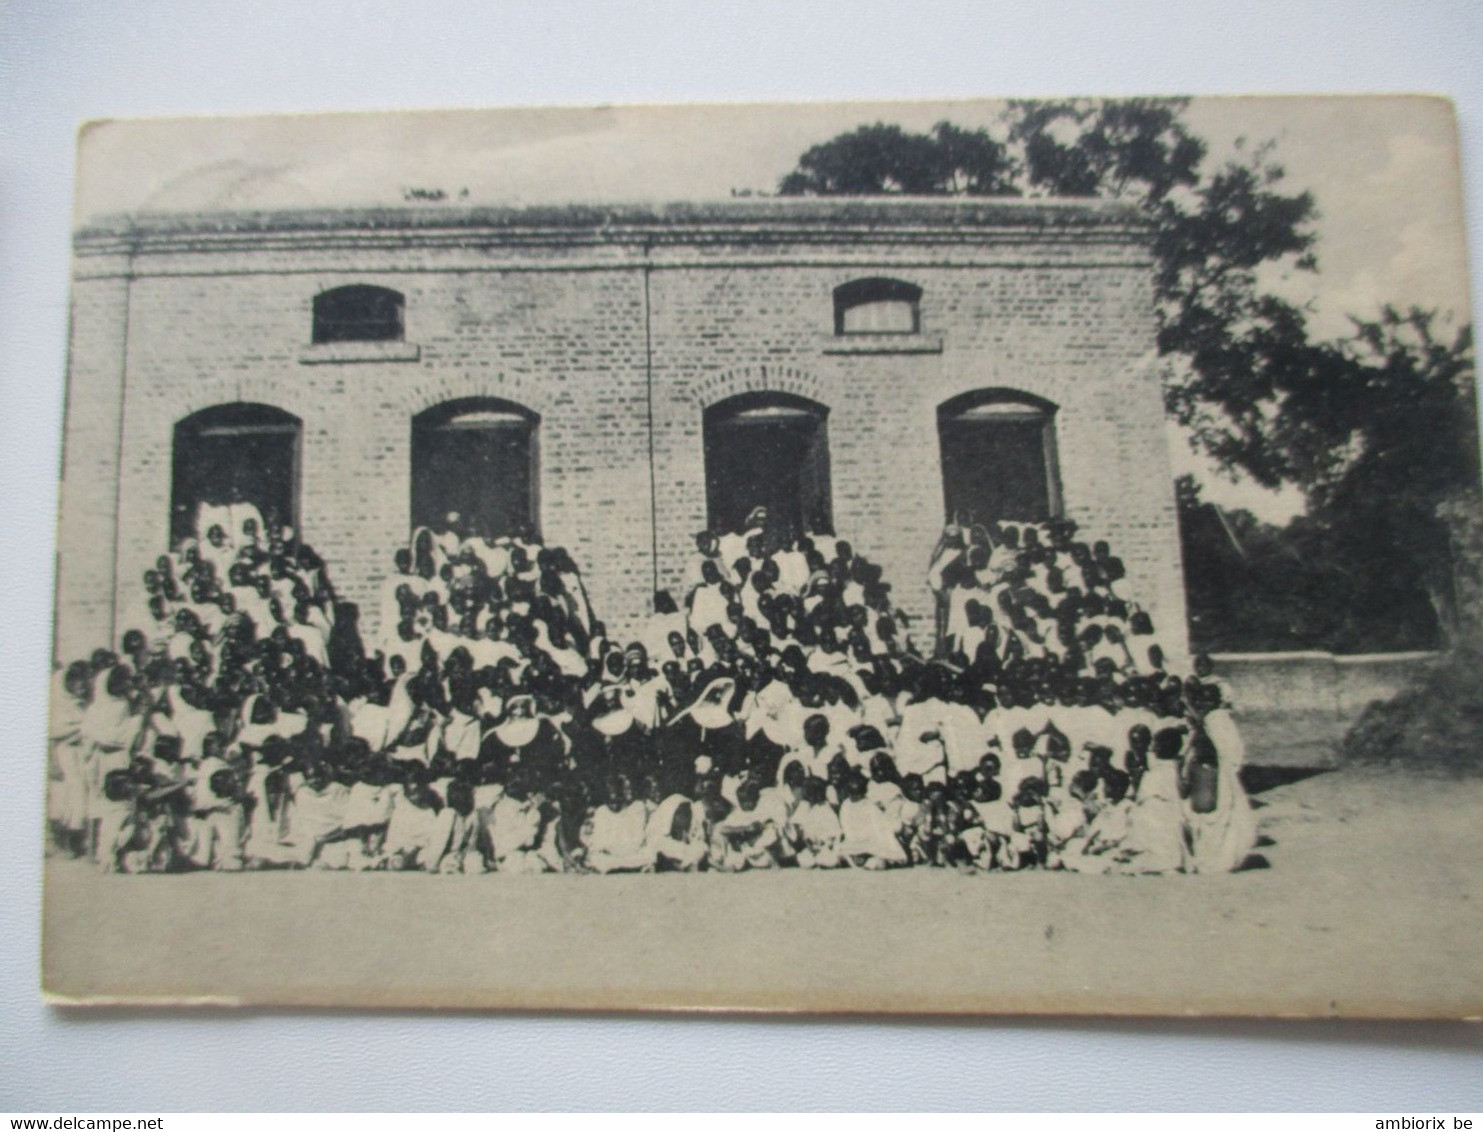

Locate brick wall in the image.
[648,244,1185,658]
[56,201,1187,662]
[109,264,654,650]
[53,267,129,663]
[1213,651,1437,766]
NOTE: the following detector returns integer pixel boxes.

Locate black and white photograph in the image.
[37,94,1483,1018]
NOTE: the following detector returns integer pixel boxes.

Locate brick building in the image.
[54,198,1187,662]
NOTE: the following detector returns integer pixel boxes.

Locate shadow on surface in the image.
[1241,765,1333,795]
[51,1000,1483,1057]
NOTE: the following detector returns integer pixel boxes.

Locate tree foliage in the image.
[781,101,1481,653]
[1292,310,1478,641]
[1175,310,1477,651]
[1178,473,1446,653]
[779,122,1018,197]
[779,99,1323,487]
[1007,97,1205,202]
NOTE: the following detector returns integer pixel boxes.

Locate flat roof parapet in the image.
[75,197,1150,257]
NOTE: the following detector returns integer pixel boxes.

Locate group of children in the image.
[47,502,1257,875]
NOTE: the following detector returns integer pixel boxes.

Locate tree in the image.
[779,122,1018,197]
[780,102,1480,652]
[1176,474,1369,652]
[779,100,1322,489]
[1007,97,1205,202]
[1283,309,1479,644]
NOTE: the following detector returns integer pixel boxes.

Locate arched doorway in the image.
[937,389,1062,528]
[703,392,832,542]
[411,397,540,540]
[171,403,301,545]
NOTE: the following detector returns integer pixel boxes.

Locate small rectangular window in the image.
[312,285,405,343]
[840,298,917,334]
[834,277,922,335]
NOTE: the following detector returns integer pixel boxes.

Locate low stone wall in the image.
[1211,651,1437,767]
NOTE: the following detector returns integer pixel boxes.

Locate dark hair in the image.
[64,660,92,696]
[209,768,240,801]
[868,751,899,783]
[103,768,136,803]
[447,778,475,817]
[1152,726,1187,761]
[1013,777,1047,807]
[105,665,132,699]
[802,712,830,746]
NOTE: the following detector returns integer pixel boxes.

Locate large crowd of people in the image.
[47,501,1257,876]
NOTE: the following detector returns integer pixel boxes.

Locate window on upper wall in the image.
[312,284,405,343]
[833,277,922,336]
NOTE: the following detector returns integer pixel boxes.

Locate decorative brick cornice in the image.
[75,198,1150,258]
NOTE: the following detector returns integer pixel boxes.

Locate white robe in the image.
[1117,759,1188,874]
[342,781,396,830]
[490,794,561,873]
[464,635,524,671]
[49,684,89,831]
[1060,800,1133,875]
[747,681,805,749]
[643,795,708,870]
[288,621,329,667]
[711,803,782,870]
[347,698,392,753]
[788,801,844,868]
[441,709,483,763]
[839,797,907,866]
[939,701,992,776]
[282,780,350,866]
[894,699,949,782]
[776,741,841,786]
[585,801,652,873]
[773,549,810,596]
[1185,709,1258,874]
[92,796,135,872]
[641,611,690,665]
[155,686,218,763]
[689,585,732,638]
[243,764,286,862]
[716,532,751,576]
[383,793,456,870]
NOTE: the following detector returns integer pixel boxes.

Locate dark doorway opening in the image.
[937,390,1061,528]
[703,392,832,542]
[411,398,539,540]
[171,403,301,545]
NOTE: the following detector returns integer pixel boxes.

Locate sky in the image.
[74,96,1473,522]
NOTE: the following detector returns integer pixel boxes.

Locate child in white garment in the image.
[785,775,844,868]
[583,774,653,874]
[838,768,907,869]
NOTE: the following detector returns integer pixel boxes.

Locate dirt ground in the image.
[41,766,1483,1018]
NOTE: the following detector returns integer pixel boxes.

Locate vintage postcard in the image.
[42,96,1482,1016]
